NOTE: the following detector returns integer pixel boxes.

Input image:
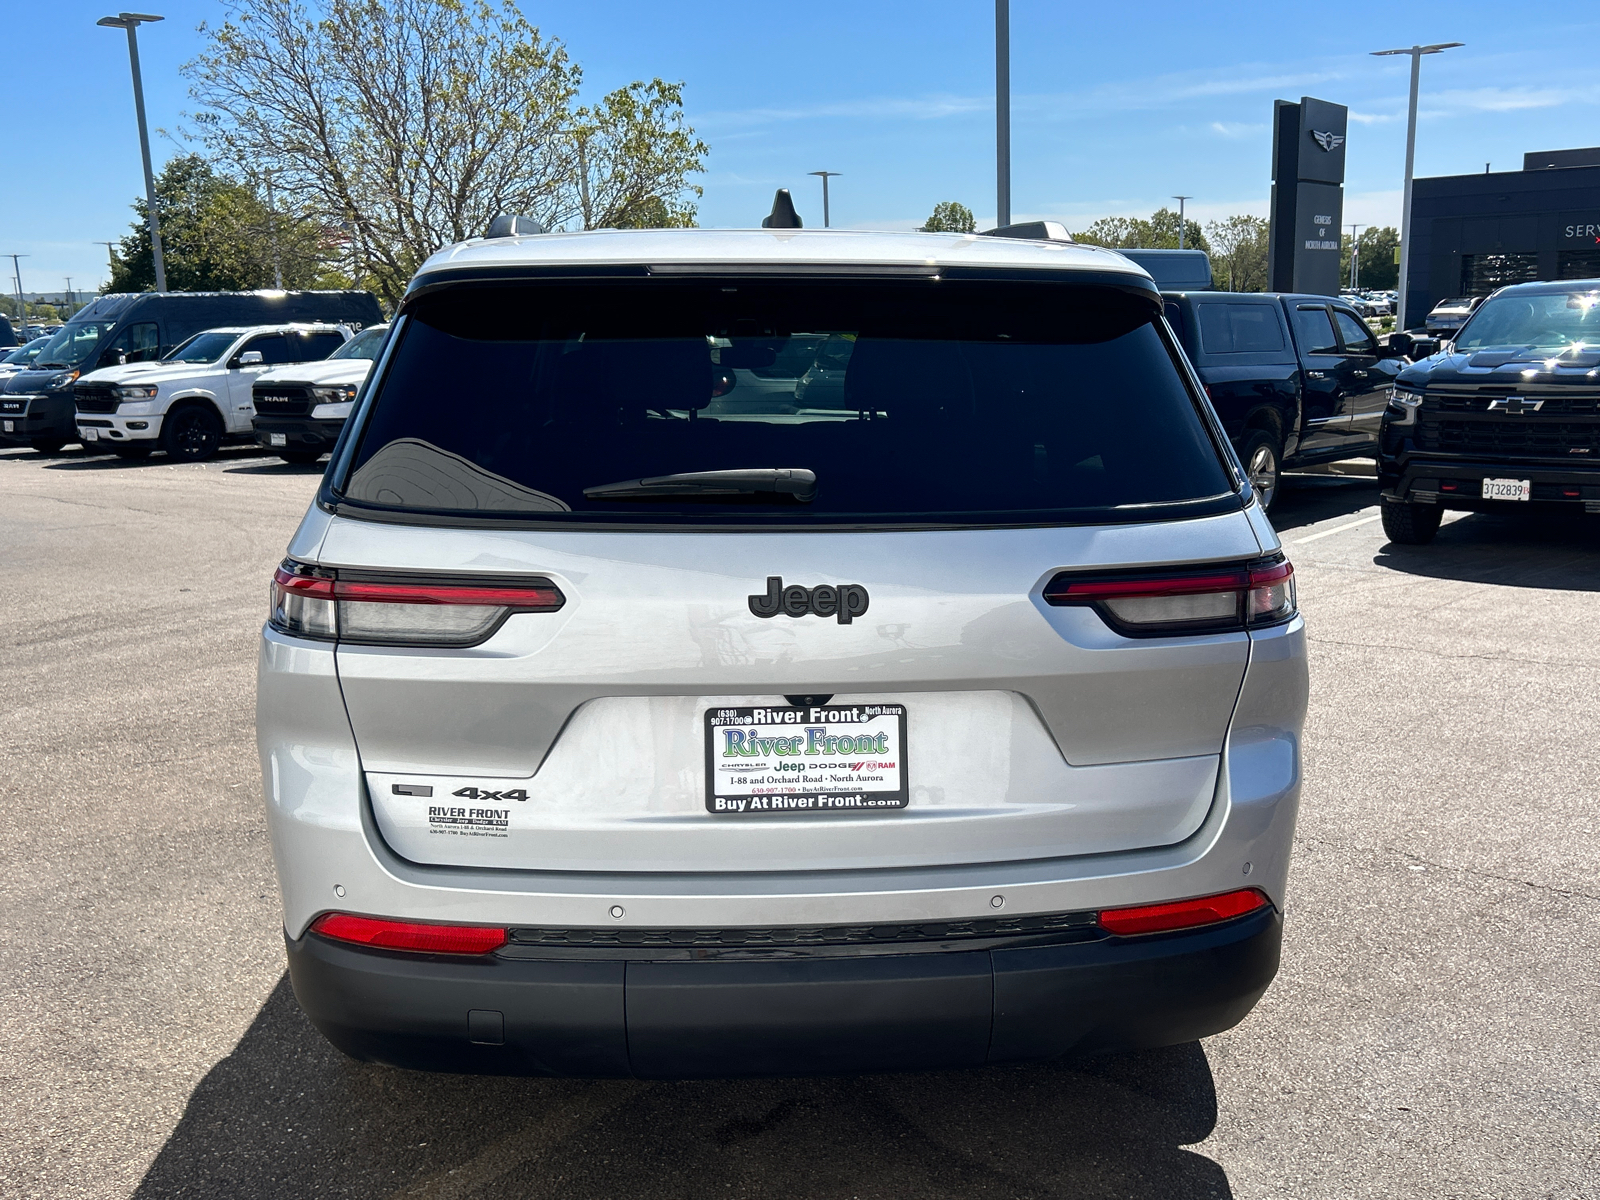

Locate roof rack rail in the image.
[484,214,546,239]
[761,189,803,229]
[980,220,1074,243]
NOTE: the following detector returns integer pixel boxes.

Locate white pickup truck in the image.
[251,323,390,464]
[73,323,351,462]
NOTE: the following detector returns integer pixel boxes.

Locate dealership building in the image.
[1403,146,1600,328]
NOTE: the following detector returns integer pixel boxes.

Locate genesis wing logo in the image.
[1311,130,1346,152]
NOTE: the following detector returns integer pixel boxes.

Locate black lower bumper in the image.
[1380,453,1600,509]
[0,394,73,445]
[285,908,1282,1078]
[252,416,346,450]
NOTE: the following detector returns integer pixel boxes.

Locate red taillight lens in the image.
[1098,888,1269,936]
[269,562,564,646]
[1043,557,1295,636]
[310,912,507,955]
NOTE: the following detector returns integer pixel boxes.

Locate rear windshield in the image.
[335,279,1234,527]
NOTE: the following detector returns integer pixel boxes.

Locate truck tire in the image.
[1380,500,1442,545]
[160,403,224,463]
[279,450,324,466]
[29,437,65,454]
[1239,429,1282,511]
[111,443,154,460]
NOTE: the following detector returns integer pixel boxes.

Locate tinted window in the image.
[1292,306,1339,355]
[241,334,293,365]
[165,332,239,364]
[1198,303,1285,354]
[331,326,389,360]
[1332,310,1375,354]
[337,280,1232,526]
[299,331,347,361]
[108,321,161,363]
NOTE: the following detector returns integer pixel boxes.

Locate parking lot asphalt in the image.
[1,445,1596,1200]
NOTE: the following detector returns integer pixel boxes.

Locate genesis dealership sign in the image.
[1268,96,1349,297]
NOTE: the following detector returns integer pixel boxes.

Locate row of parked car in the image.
[0,289,386,464]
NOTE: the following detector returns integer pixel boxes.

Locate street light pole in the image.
[1173,196,1192,249]
[995,0,1010,227]
[96,242,117,286]
[807,171,842,228]
[5,253,28,330]
[1371,42,1463,329]
[1347,223,1366,289]
[99,13,167,293]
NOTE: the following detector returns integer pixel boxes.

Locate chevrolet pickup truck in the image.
[1378,278,1600,543]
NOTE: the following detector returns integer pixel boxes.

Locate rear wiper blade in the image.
[584,468,817,502]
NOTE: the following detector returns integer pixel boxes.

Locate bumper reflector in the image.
[1098,888,1269,936]
[310,912,507,955]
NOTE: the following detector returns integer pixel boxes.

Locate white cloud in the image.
[1209,121,1267,139]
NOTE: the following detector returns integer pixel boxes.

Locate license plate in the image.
[1481,477,1530,501]
[705,703,908,815]
[80,427,98,441]
[269,433,288,446]
[2,420,11,432]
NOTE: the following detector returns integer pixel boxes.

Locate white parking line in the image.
[1294,510,1381,544]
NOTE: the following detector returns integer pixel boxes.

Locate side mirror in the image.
[238,350,264,366]
[1376,333,1410,359]
[98,350,122,369]
[1408,336,1441,359]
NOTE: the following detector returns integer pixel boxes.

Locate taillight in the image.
[269,562,564,646]
[310,912,506,955]
[1042,555,1295,636]
[1098,888,1269,936]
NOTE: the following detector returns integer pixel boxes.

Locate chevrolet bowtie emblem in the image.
[1488,396,1544,414]
[1311,130,1345,152]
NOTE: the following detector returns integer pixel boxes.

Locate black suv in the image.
[1378,279,1600,543]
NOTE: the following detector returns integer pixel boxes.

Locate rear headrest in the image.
[559,339,715,417]
[842,338,973,418]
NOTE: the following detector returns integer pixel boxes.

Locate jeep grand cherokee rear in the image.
[257,226,1307,1078]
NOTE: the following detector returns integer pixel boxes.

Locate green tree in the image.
[109,154,344,293]
[1204,214,1270,291]
[920,201,976,233]
[1340,226,1399,291]
[185,0,707,305]
[1073,207,1207,253]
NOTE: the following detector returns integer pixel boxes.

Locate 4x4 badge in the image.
[749,576,869,624]
[1488,396,1544,414]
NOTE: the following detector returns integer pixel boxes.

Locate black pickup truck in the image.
[1163,291,1409,507]
[1377,278,1600,543]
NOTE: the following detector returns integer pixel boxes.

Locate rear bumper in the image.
[285,906,1282,1078]
[253,415,346,449]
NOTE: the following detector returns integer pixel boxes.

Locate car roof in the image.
[191,323,349,337]
[1494,278,1600,296]
[415,228,1155,284]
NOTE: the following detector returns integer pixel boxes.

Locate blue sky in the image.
[6,1,1596,294]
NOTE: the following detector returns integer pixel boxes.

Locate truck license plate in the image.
[2,420,11,432]
[269,433,288,446]
[1481,478,1530,502]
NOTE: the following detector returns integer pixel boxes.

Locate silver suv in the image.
[257,224,1307,1078]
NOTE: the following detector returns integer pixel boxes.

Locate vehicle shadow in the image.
[36,447,288,471]
[1269,469,1380,536]
[133,975,1232,1199]
[223,459,327,476]
[1376,508,1600,591]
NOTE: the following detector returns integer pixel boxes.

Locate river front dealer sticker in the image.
[705,703,908,815]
